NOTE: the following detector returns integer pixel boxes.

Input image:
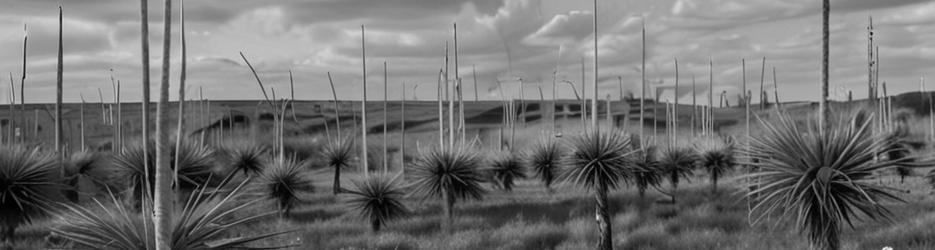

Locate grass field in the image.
[5,95,935,249]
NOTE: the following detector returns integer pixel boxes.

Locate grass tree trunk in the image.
[670,175,679,204]
[595,185,612,250]
[333,164,342,195]
[812,223,839,250]
[711,172,718,193]
[153,0,174,248]
[442,191,454,233]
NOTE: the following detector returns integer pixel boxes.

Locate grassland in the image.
[5,94,935,249]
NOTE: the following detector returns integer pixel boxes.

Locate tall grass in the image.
[52,178,294,249]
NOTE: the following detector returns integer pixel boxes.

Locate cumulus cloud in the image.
[0,0,933,103]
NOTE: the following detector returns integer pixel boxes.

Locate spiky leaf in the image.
[343,174,409,232]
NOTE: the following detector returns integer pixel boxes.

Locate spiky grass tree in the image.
[488,152,525,192]
[410,144,486,233]
[64,151,111,202]
[112,140,215,208]
[658,146,697,203]
[218,139,268,176]
[696,138,736,193]
[52,178,294,250]
[343,174,409,233]
[323,135,355,195]
[259,158,313,216]
[560,130,638,250]
[883,124,913,183]
[524,139,562,192]
[632,145,662,199]
[745,114,926,250]
[0,146,61,247]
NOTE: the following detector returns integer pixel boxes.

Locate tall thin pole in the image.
[20,24,27,143]
[153,0,174,247]
[742,59,746,109]
[446,42,453,148]
[173,0,187,188]
[639,19,646,142]
[618,76,623,101]
[820,0,830,134]
[80,95,85,150]
[922,76,932,139]
[867,15,875,101]
[437,69,444,148]
[400,82,406,175]
[691,75,696,137]
[591,0,599,130]
[454,23,465,143]
[8,74,14,144]
[327,72,341,139]
[759,57,766,109]
[581,57,587,127]
[472,65,479,101]
[360,26,369,177]
[116,81,122,151]
[673,58,678,143]
[708,58,714,134]
[773,67,780,110]
[139,0,152,210]
[382,61,388,173]
[55,6,64,156]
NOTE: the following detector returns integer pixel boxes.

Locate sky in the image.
[1,0,934,104]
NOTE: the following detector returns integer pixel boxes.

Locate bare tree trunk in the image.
[153,0,174,248]
[595,185,612,250]
[442,191,454,233]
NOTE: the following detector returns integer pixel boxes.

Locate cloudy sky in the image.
[1,0,934,103]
